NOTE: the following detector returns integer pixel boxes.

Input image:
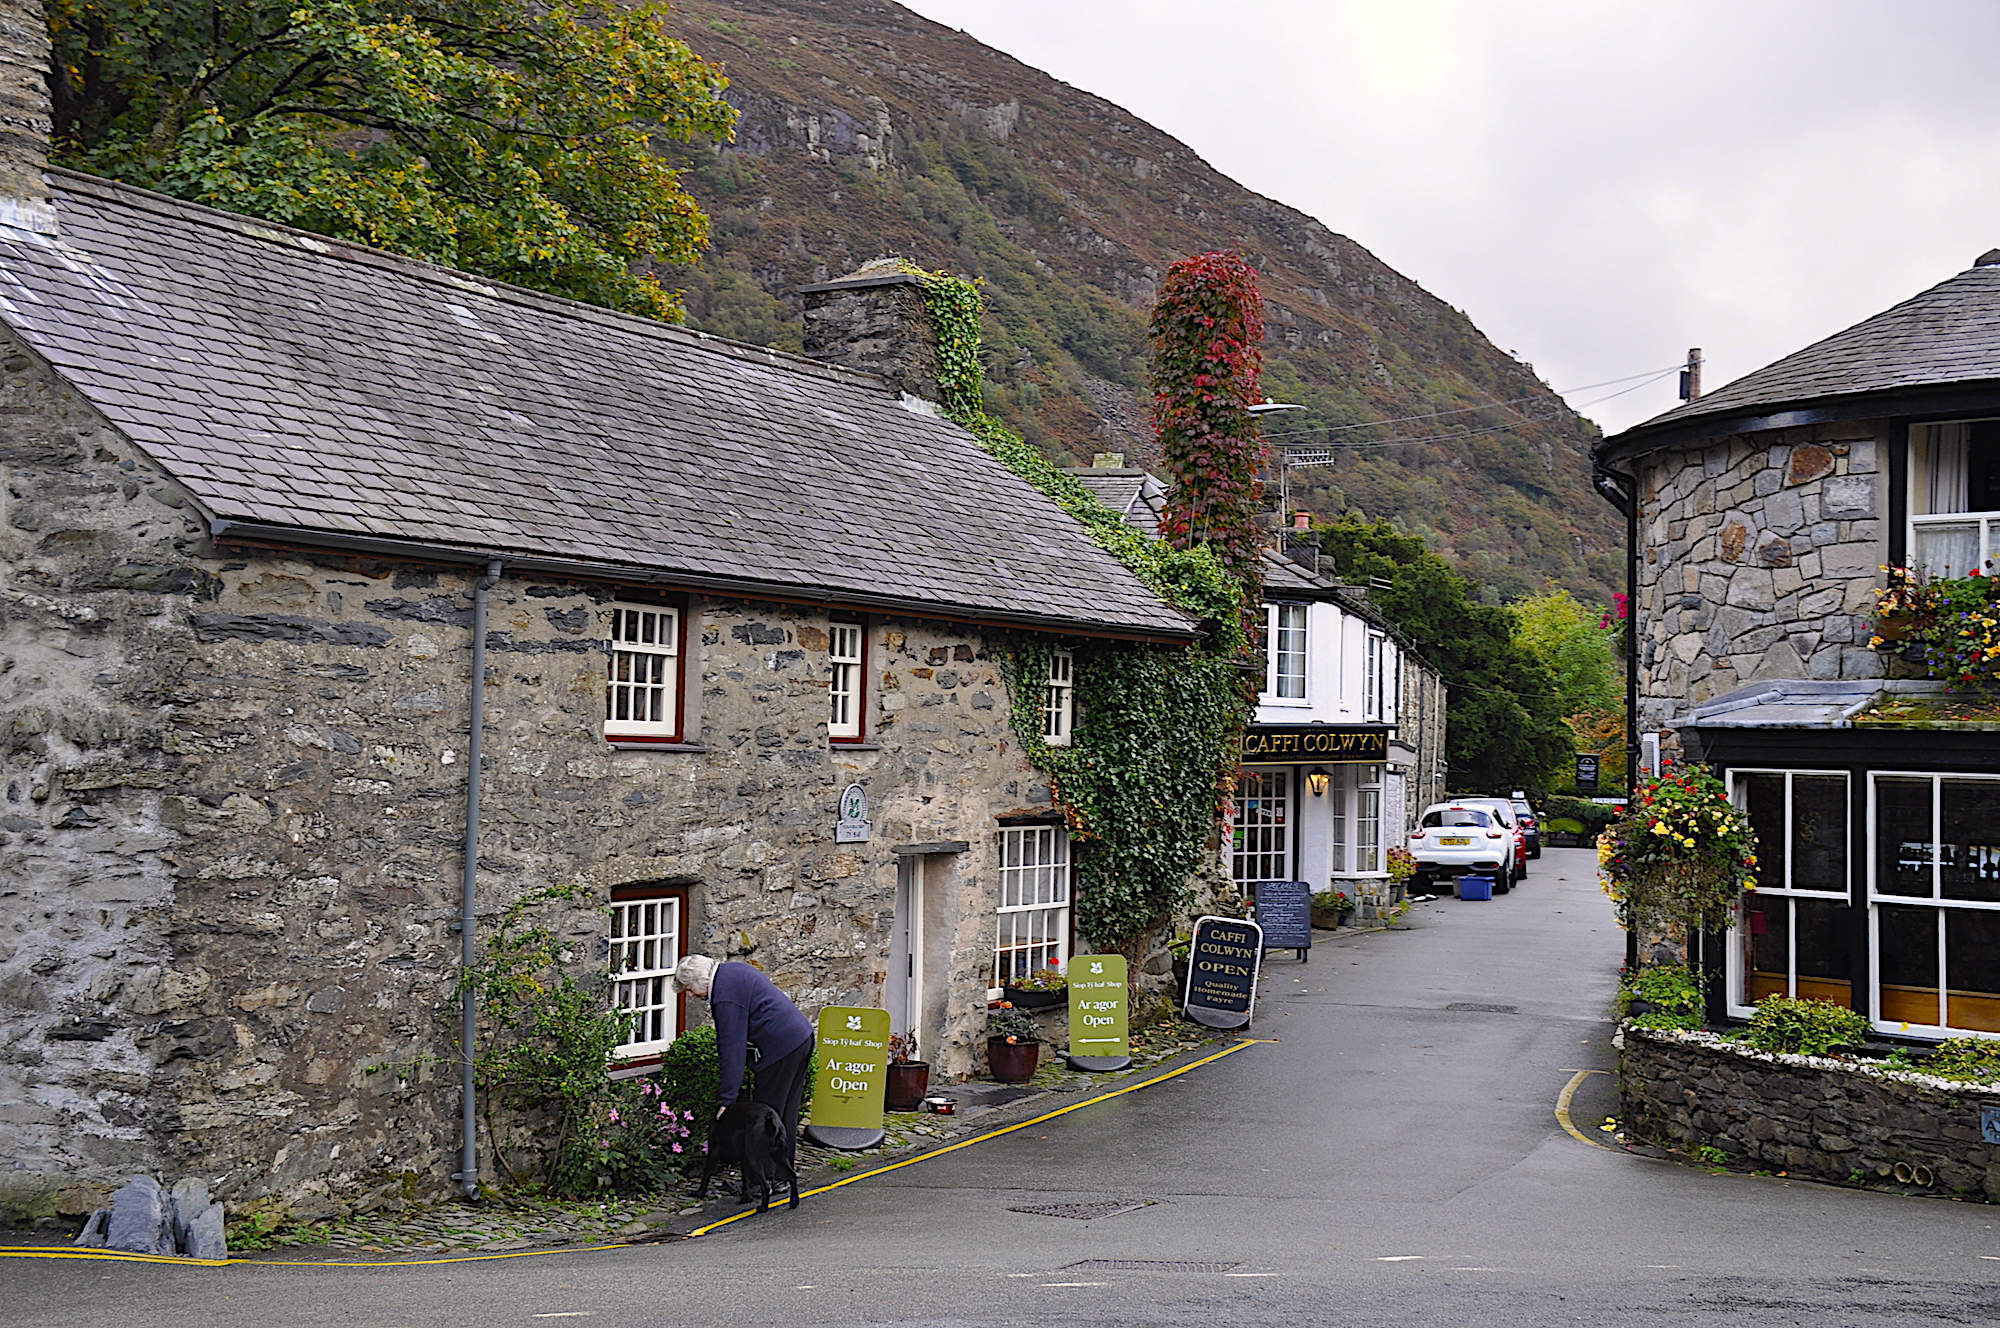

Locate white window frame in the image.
[1866,771,2000,1039]
[1266,602,1308,704]
[609,893,681,1058]
[1364,633,1386,722]
[1725,768,1852,1019]
[1231,766,1292,883]
[995,826,1071,989]
[1908,417,2000,576]
[1355,764,1383,874]
[605,603,680,740]
[1044,649,1074,746]
[829,622,865,740]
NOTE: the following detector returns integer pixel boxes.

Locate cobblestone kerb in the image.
[1618,1024,2000,1198]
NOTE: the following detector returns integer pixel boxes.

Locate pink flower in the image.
[672,1143,683,1153]
[608,1109,620,1124]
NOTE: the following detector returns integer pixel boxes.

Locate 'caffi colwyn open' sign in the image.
[1240,725,1390,761]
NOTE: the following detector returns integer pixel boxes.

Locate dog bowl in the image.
[922,1097,956,1115]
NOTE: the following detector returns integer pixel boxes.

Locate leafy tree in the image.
[1311,514,1571,792]
[49,0,736,319]
[1513,587,1621,717]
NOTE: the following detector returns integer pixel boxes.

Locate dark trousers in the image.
[751,1039,812,1168]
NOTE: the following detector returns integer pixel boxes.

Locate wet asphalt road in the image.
[9,846,2000,1326]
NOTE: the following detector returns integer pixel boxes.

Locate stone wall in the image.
[0,325,1055,1222]
[1633,423,1886,729]
[1620,1026,2000,1199]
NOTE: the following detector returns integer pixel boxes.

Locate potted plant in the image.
[1003,965,1068,1009]
[1310,889,1354,930]
[1386,846,1418,902]
[987,1008,1042,1083]
[884,1032,929,1112]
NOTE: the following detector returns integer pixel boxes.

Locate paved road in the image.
[9,847,2000,1326]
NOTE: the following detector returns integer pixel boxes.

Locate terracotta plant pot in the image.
[987,1037,1040,1084]
[885,1061,931,1112]
[1003,985,1067,1009]
[1309,905,1349,930]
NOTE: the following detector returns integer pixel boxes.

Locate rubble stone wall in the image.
[1632,422,1887,729]
[1620,1026,2000,1200]
[0,327,1047,1223]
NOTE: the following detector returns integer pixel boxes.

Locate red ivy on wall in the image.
[1149,252,1267,613]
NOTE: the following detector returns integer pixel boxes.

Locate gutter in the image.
[456,559,503,1199]
[206,518,1199,645]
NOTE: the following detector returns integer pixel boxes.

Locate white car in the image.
[1454,797,1529,881]
[1408,801,1517,894]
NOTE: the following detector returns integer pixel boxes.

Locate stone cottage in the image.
[0,112,1201,1216]
[1595,250,2000,1035]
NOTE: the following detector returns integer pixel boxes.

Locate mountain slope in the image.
[659,0,1622,603]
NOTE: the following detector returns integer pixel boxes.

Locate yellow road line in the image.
[0,1243,631,1269]
[1555,1068,1618,1152]
[689,1037,1266,1237]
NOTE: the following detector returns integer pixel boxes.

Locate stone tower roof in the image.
[1602,257,2000,462]
[0,170,1196,640]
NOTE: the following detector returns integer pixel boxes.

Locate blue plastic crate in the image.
[1457,874,1494,901]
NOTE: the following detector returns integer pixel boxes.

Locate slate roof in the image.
[1608,259,2000,455]
[0,170,1194,639]
[1067,468,1166,536]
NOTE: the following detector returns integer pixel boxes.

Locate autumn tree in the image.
[48,0,736,319]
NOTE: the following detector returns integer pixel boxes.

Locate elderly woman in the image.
[674,955,815,1168]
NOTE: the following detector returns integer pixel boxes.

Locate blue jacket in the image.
[711,962,814,1106]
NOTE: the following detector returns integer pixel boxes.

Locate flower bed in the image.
[1618,1024,2000,1198]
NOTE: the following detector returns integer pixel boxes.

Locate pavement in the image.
[8,846,2000,1326]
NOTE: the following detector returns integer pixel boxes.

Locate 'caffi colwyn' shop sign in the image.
[1240,724,1391,761]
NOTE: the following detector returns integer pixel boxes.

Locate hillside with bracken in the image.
[659,0,1622,603]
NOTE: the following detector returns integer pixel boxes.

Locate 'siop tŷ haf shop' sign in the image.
[1182,915,1263,1030]
[1064,954,1131,1072]
[804,1005,888,1150]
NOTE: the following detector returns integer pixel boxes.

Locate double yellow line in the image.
[0,1038,1268,1266]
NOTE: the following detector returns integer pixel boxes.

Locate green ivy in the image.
[915,270,1249,948]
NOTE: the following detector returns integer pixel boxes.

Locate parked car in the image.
[1408,802,1516,894]
[1454,796,1529,880]
[1509,795,1542,858]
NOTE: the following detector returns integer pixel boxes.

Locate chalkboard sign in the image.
[1575,754,1600,793]
[1252,880,1312,960]
[1182,915,1264,1030]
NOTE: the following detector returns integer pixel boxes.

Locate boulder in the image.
[73,1207,110,1248]
[182,1203,227,1261]
[168,1177,210,1252]
[104,1175,174,1255]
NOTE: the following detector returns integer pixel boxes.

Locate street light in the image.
[1246,399,1308,526]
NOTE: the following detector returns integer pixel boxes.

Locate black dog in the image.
[696,1099,799,1213]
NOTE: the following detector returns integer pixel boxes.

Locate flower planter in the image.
[1309,905,1352,930]
[885,1061,931,1112]
[987,1037,1040,1083]
[1003,985,1067,1010]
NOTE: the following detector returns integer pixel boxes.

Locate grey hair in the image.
[674,954,718,995]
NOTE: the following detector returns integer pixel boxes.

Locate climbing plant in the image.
[1148,252,1269,609]
[914,269,1251,949]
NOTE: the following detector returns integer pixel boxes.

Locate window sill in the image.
[832,741,882,751]
[607,740,711,752]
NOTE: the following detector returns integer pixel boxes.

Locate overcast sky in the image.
[897,0,2000,434]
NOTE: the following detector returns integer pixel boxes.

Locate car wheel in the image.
[1494,866,1511,894]
[1516,854,1528,880]
[1529,844,1542,859]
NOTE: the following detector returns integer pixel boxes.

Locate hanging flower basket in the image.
[1599,762,1759,937]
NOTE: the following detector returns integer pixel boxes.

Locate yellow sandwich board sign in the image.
[803,1005,889,1149]
[1063,954,1132,1072]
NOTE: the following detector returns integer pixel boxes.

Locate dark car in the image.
[1509,795,1542,859]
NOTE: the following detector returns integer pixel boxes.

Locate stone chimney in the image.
[799,259,940,404]
[0,0,51,233]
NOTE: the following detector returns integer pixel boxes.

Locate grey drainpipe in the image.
[457,560,503,1199]
[1593,464,1639,972]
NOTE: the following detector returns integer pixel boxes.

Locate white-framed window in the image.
[1328,766,1348,873]
[1355,764,1383,873]
[1266,603,1307,702]
[609,891,682,1058]
[1044,650,1074,746]
[1231,767,1291,883]
[1908,418,2000,576]
[1363,633,1385,722]
[1868,772,2000,1036]
[829,622,865,739]
[1728,770,1851,1015]
[605,603,680,740]
[995,826,1070,987]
